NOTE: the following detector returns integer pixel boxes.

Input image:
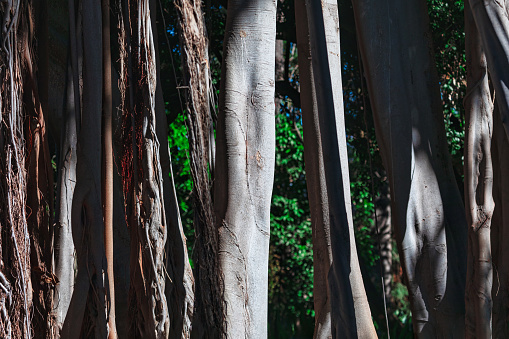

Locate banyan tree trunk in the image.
[214,0,277,337]
[464,5,494,338]
[174,0,222,338]
[352,0,468,336]
[302,0,377,337]
[60,0,109,337]
[119,0,170,337]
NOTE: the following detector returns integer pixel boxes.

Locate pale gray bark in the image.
[303,0,376,337]
[215,0,277,337]
[60,0,108,337]
[52,57,77,335]
[464,6,494,338]
[468,0,509,140]
[295,1,332,337]
[352,0,467,337]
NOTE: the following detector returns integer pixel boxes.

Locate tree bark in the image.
[467,0,509,140]
[174,0,223,337]
[352,0,468,336]
[295,1,332,337]
[52,56,77,338]
[60,0,108,337]
[101,0,117,337]
[464,5,494,338]
[0,1,33,337]
[303,0,377,337]
[119,1,170,337]
[215,0,277,337]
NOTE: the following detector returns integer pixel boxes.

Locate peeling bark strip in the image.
[174,0,224,337]
[464,6,494,338]
[303,0,376,337]
[214,0,276,337]
[352,0,468,337]
[60,0,109,337]
[118,0,170,337]
[0,1,33,337]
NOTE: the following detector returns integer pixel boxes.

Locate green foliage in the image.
[268,104,314,338]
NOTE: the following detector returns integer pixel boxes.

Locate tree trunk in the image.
[352,0,468,336]
[0,1,33,337]
[174,0,223,337]
[295,1,332,337]
[60,0,108,337]
[148,1,195,338]
[467,0,509,140]
[52,57,77,337]
[303,0,377,337]
[214,0,277,337]
[119,1,170,337]
[101,0,117,337]
[464,5,494,338]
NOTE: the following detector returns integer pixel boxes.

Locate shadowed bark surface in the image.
[352,0,467,337]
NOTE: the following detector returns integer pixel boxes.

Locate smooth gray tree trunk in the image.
[464,5,494,338]
[215,0,277,337]
[352,0,467,337]
[303,0,377,337]
[53,57,77,336]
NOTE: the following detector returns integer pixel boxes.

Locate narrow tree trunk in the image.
[101,0,117,337]
[174,0,223,337]
[467,0,509,140]
[295,1,332,337]
[303,0,377,337]
[61,0,108,337]
[352,0,468,336]
[464,5,494,338]
[215,0,277,337]
[52,57,77,337]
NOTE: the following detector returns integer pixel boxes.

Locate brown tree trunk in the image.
[0,1,33,337]
[119,1,170,337]
[102,0,117,337]
[174,0,223,337]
